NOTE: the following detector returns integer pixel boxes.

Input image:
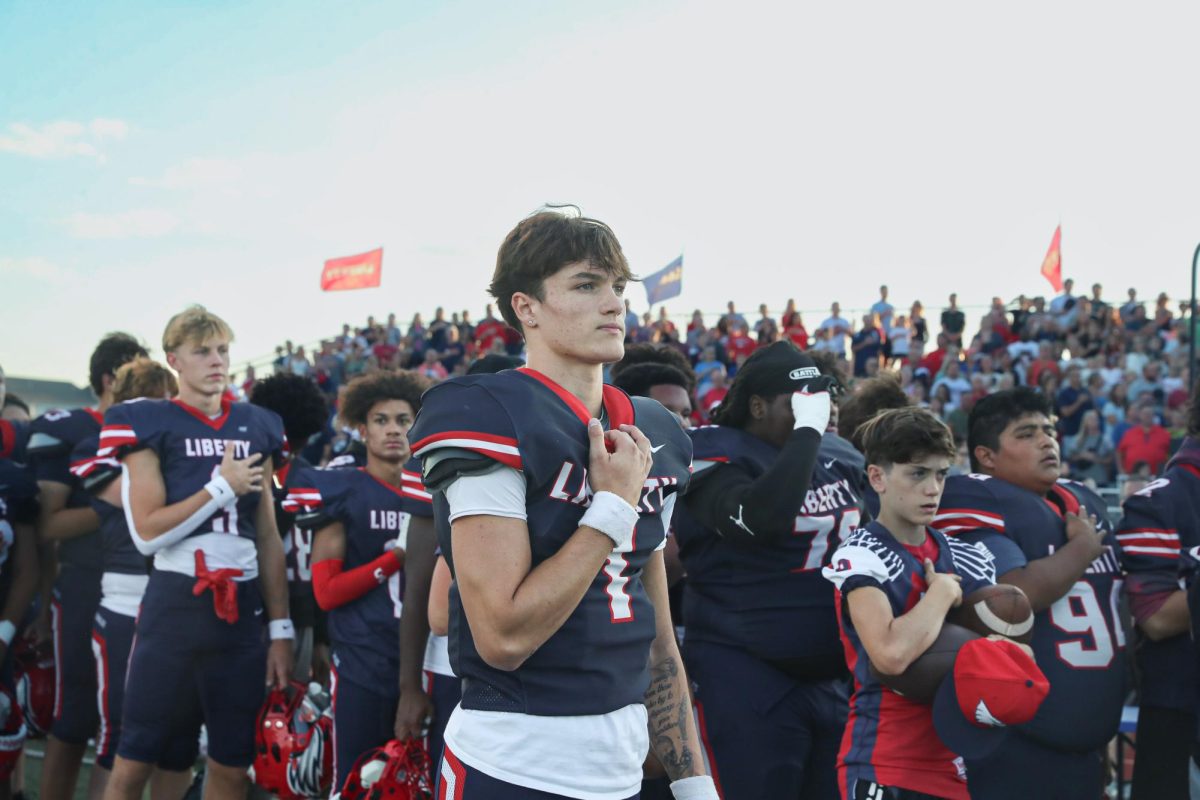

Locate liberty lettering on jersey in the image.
[548,460,678,513]
[369,508,412,535]
[802,478,855,516]
[183,438,252,459]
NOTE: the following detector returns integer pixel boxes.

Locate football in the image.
[948,584,1035,644]
[870,623,978,703]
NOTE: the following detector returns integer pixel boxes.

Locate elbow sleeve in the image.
[312,553,403,611]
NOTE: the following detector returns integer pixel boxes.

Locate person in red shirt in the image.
[1026,342,1062,388]
[783,311,809,350]
[1117,404,1172,475]
[919,334,950,378]
[726,321,757,363]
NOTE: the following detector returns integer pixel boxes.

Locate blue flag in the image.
[643,255,683,305]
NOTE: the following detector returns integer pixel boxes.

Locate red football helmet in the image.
[12,640,54,738]
[0,683,28,781]
[339,739,433,800]
[252,682,333,800]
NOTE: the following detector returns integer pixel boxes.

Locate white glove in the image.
[791,388,831,432]
[670,776,719,799]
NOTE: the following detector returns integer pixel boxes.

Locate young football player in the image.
[249,372,330,682]
[1118,384,1200,800]
[824,407,997,799]
[70,358,194,800]
[28,333,146,800]
[670,341,858,799]
[99,307,292,800]
[408,208,715,799]
[931,387,1121,799]
[424,552,459,786]
[286,370,437,788]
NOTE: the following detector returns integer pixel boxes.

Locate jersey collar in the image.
[84,407,104,426]
[172,394,234,430]
[516,367,634,429]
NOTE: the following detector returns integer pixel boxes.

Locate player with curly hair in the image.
[284,370,439,788]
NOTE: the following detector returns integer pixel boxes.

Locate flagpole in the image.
[1190,242,1198,389]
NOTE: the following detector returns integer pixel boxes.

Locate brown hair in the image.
[489,206,634,333]
[858,406,956,468]
[112,357,178,403]
[162,305,234,353]
[340,370,432,427]
[839,374,911,452]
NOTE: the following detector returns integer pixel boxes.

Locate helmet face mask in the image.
[339,739,434,800]
[253,682,334,800]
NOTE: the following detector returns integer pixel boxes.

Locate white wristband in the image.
[205,474,238,509]
[670,776,719,800]
[268,619,296,641]
[0,620,15,647]
[579,491,639,551]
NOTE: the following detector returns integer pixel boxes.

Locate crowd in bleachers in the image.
[247,279,1196,489]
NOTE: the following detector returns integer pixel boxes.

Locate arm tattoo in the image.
[645,654,697,780]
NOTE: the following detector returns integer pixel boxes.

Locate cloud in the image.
[129,157,243,190]
[0,256,71,284]
[64,209,179,239]
[0,118,130,160]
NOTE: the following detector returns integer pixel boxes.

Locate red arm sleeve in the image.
[311,551,405,611]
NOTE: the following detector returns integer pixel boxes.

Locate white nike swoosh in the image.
[823,459,836,468]
[650,444,666,453]
[254,608,263,616]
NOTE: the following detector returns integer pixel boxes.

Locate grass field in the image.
[20,744,94,800]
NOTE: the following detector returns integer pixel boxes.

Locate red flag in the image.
[1039,226,1062,292]
[321,248,382,291]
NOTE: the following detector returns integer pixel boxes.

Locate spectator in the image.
[887,314,910,362]
[240,364,258,400]
[623,299,639,338]
[289,345,312,376]
[850,313,883,377]
[440,326,467,373]
[1055,366,1094,446]
[458,308,475,344]
[1027,340,1061,388]
[931,359,971,410]
[753,303,778,345]
[407,312,426,341]
[384,312,402,346]
[1128,362,1165,407]
[721,300,748,331]
[429,306,451,350]
[782,311,808,350]
[1067,409,1114,485]
[699,367,729,417]
[1117,404,1171,475]
[418,348,449,381]
[940,292,965,343]
[818,301,852,357]
[910,300,929,343]
[1120,287,1141,325]
[694,345,725,397]
[1049,277,1077,325]
[725,321,757,364]
[870,284,894,331]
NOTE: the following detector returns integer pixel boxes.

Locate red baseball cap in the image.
[932,637,1050,759]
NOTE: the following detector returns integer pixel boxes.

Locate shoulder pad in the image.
[822,528,906,590]
[422,447,505,493]
[945,535,997,583]
[409,378,522,470]
[933,475,1007,536]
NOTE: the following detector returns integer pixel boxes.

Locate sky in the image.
[3,0,1200,385]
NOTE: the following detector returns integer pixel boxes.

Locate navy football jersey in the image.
[0,458,39,606]
[100,396,286,545]
[286,465,432,688]
[1117,440,1200,712]
[824,523,994,798]
[674,425,865,670]
[275,457,320,629]
[28,407,104,568]
[409,367,691,717]
[68,435,147,576]
[0,419,29,463]
[934,474,1124,751]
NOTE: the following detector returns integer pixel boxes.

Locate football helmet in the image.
[12,639,54,738]
[339,739,433,800]
[0,684,27,781]
[252,682,333,800]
